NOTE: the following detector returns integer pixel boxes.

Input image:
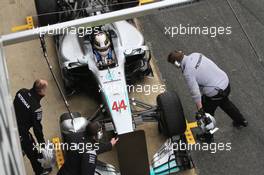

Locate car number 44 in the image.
[112,100,127,112]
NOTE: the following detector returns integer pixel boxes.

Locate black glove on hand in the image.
[196,108,205,120]
[196,109,213,125]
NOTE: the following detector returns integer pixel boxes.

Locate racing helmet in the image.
[93,32,111,57]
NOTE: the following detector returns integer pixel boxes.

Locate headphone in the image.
[174,60,181,68]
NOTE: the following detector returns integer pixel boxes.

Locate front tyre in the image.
[157,91,186,137]
[34,0,58,26]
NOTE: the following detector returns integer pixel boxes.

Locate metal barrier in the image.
[0,39,26,175]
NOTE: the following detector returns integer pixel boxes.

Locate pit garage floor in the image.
[140,0,264,175]
[0,0,195,174]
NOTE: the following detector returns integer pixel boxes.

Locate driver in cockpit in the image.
[93,31,114,67]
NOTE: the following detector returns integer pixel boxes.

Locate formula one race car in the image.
[35,0,213,174]
[35,0,152,95]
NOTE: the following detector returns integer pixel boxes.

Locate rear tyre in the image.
[111,0,139,10]
[34,0,58,26]
[119,0,139,8]
[157,91,186,137]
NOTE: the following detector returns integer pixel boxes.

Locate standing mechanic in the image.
[167,51,248,137]
[57,122,119,175]
[13,79,51,175]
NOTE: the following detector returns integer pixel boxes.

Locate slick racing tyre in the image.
[157,91,186,137]
[34,0,58,26]
[118,0,139,8]
[111,0,139,10]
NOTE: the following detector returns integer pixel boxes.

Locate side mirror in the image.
[78,56,88,65]
[124,48,145,57]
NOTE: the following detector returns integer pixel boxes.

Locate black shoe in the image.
[232,120,248,128]
[40,168,52,175]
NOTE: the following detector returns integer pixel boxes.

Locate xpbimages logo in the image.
[164,24,232,38]
[99,84,166,96]
[35,25,101,37]
[169,141,232,154]
[33,140,100,154]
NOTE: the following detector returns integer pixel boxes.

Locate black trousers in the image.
[20,132,43,175]
[202,84,245,124]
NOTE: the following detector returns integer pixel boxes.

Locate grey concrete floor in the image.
[0,0,195,174]
[140,0,264,175]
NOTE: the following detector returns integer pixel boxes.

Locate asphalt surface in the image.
[140,0,264,175]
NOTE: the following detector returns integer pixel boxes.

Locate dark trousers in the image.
[20,132,43,175]
[202,84,245,124]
